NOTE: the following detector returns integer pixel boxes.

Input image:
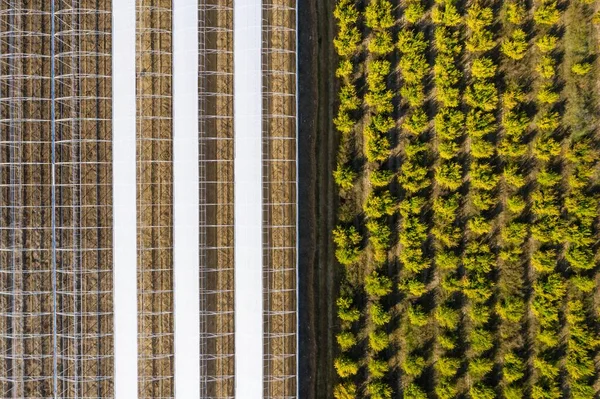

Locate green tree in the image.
[404,383,427,399]
[470,328,494,354]
[403,108,428,135]
[468,216,492,235]
[506,194,526,214]
[370,169,394,187]
[533,2,560,25]
[336,59,353,79]
[364,126,391,162]
[333,164,357,190]
[334,26,361,57]
[467,31,495,53]
[501,29,528,60]
[369,31,394,55]
[400,84,425,108]
[536,34,558,53]
[504,352,525,383]
[333,225,362,265]
[436,378,458,399]
[402,355,426,377]
[471,57,497,79]
[398,162,430,193]
[435,305,460,329]
[334,111,354,134]
[505,2,525,24]
[405,0,425,23]
[536,111,560,132]
[465,82,498,111]
[432,3,461,26]
[399,278,427,296]
[466,4,494,31]
[365,0,395,29]
[368,358,389,378]
[337,296,361,322]
[408,305,429,326]
[369,330,390,352]
[398,29,428,54]
[469,359,494,380]
[371,302,392,326]
[470,162,499,190]
[436,162,462,190]
[364,190,396,218]
[436,357,460,377]
[334,356,359,377]
[470,383,495,399]
[367,381,392,399]
[572,62,592,76]
[504,164,526,188]
[336,331,357,351]
[536,56,556,79]
[537,84,560,104]
[334,382,357,399]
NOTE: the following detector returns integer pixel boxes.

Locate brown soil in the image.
[297,0,338,398]
[136,1,174,397]
[199,1,236,397]
[0,0,113,397]
[262,1,298,397]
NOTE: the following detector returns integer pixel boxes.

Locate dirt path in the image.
[297,0,337,397]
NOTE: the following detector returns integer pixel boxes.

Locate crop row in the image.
[331,0,600,398]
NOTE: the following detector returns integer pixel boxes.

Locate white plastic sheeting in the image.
[112,0,138,398]
[173,0,200,397]
[234,0,264,396]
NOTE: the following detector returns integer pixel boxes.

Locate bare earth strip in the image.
[199,1,235,398]
[263,1,297,397]
[297,0,337,397]
[0,2,55,396]
[136,1,174,397]
[54,0,114,397]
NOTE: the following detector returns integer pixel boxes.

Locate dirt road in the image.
[297,0,338,397]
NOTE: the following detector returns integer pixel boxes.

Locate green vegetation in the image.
[330,0,600,397]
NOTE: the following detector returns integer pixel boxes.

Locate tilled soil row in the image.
[199,0,236,398]
[0,1,114,397]
[262,1,297,398]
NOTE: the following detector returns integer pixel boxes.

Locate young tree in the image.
[337,296,361,322]
[334,382,357,399]
[371,302,392,326]
[364,190,396,218]
[572,62,592,76]
[535,34,558,53]
[501,29,528,60]
[365,271,393,296]
[368,358,389,378]
[402,355,426,376]
[365,0,395,30]
[369,330,390,352]
[336,331,357,351]
[334,164,357,190]
[333,225,362,265]
[435,162,462,190]
[471,57,497,79]
[367,381,393,399]
[533,2,560,25]
[334,356,359,377]
[370,169,395,187]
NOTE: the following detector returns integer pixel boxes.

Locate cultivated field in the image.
[0,0,113,397]
[136,1,174,397]
[263,0,297,398]
[200,1,235,397]
[331,0,600,398]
